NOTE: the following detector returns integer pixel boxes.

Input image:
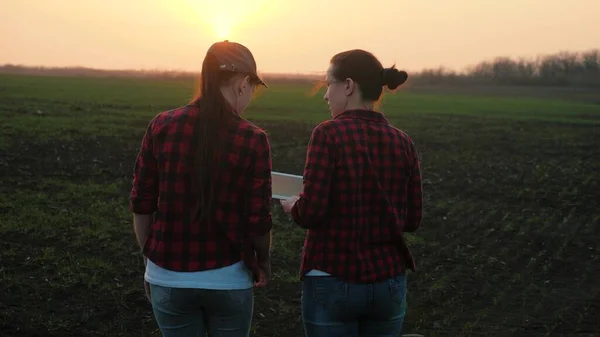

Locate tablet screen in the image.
[271,171,304,200]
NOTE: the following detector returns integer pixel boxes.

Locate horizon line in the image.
[1,46,598,79]
[3,45,598,77]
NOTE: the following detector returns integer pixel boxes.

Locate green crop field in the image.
[1,73,599,337]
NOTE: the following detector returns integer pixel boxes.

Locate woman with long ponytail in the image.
[129,40,272,337]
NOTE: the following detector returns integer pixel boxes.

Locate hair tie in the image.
[380,68,388,87]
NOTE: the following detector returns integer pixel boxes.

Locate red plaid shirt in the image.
[129,105,273,276]
[291,109,423,283]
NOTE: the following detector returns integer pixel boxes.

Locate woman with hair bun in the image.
[281,49,424,337]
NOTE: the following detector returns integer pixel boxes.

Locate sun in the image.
[214,26,231,39]
[181,0,281,40]
[211,13,233,39]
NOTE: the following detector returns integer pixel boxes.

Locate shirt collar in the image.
[333,109,390,124]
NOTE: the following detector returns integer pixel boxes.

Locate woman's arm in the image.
[404,140,423,232]
[129,122,159,252]
[133,214,153,263]
[246,131,273,263]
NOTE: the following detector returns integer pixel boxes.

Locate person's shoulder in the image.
[395,127,413,141]
[234,117,271,152]
[312,119,338,136]
[148,105,192,130]
[386,123,414,142]
[388,125,419,154]
[238,117,269,139]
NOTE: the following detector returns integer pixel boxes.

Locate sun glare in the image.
[214,25,231,39]
[211,13,235,40]
[211,14,233,39]
[183,0,279,40]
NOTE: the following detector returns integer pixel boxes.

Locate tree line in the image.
[1,49,599,88]
[415,49,600,87]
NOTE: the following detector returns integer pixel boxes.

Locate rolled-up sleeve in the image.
[246,131,273,236]
[128,122,159,214]
[404,140,423,232]
[291,125,335,229]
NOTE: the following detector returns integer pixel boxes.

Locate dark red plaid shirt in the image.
[291,109,423,283]
[129,105,273,275]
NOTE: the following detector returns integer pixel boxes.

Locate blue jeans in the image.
[301,274,407,337]
[149,284,253,337]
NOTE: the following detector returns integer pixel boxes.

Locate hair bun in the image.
[381,67,408,90]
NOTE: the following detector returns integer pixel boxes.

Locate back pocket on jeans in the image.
[388,276,407,305]
[150,284,172,305]
[309,277,349,308]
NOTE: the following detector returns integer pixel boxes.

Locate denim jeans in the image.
[301,274,407,337]
[149,284,253,337]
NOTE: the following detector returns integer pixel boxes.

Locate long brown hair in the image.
[188,53,238,222]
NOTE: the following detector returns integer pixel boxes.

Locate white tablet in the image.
[271,171,304,200]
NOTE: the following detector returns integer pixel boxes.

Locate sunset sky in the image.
[1,0,598,74]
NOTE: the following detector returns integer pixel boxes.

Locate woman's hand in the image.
[142,256,151,303]
[144,279,151,303]
[253,259,272,288]
[280,196,299,213]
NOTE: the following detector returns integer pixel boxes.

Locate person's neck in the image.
[344,100,373,111]
[221,87,237,112]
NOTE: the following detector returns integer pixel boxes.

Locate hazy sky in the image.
[1,0,598,74]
